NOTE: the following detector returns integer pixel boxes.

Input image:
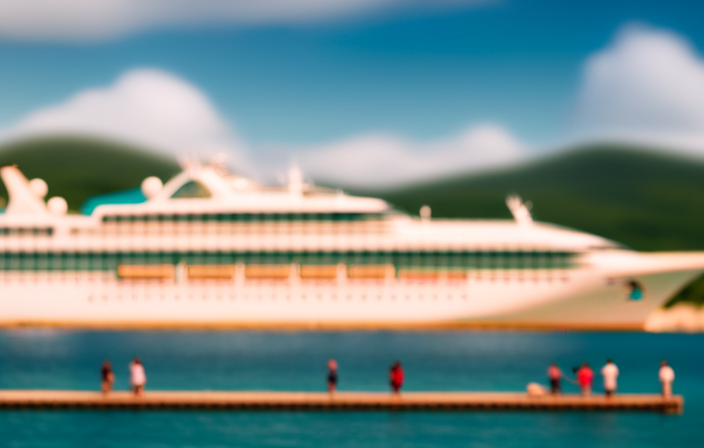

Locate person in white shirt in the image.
[129,357,147,396]
[659,360,675,398]
[601,359,619,397]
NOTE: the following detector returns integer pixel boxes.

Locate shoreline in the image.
[644,304,704,333]
[0,307,698,332]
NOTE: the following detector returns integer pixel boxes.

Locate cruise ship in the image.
[1,160,703,330]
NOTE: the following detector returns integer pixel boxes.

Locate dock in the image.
[0,391,683,413]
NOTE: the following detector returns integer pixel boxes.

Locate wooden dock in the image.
[0,391,683,413]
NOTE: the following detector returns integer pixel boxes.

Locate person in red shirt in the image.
[390,361,404,395]
[547,362,563,394]
[576,362,594,396]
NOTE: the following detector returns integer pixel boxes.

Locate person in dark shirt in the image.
[327,359,338,393]
[390,361,404,395]
[547,362,563,394]
[101,360,115,394]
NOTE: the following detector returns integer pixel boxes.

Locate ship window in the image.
[64,253,75,270]
[494,251,505,270]
[20,253,32,270]
[171,181,211,199]
[34,252,44,270]
[552,252,561,269]
[76,253,88,270]
[49,252,59,270]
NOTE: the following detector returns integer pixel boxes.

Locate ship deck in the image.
[0,390,683,413]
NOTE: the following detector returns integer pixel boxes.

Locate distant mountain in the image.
[353,144,704,252]
[0,136,180,212]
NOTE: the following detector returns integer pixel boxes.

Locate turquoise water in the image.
[0,330,701,447]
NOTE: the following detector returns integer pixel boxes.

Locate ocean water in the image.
[0,330,701,447]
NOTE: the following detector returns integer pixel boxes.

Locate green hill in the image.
[347,144,704,306]
[0,136,180,212]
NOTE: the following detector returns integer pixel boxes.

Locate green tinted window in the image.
[171,181,211,199]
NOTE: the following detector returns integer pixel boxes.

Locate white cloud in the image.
[0,0,490,42]
[571,24,704,150]
[2,68,250,168]
[1,68,523,187]
[287,125,524,187]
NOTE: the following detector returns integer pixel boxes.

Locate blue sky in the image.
[1,0,704,185]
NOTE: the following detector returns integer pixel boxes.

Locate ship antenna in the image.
[177,154,201,178]
[288,164,304,195]
[209,152,229,176]
[506,195,533,226]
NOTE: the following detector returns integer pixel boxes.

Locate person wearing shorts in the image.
[659,361,675,398]
[327,359,338,393]
[101,360,114,394]
[129,357,147,396]
[577,362,594,396]
[390,361,404,395]
[601,359,619,397]
[547,362,563,394]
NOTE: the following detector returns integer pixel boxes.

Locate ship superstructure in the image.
[1,161,703,329]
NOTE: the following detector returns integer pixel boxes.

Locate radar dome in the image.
[141,176,163,199]
[47,197,68,215]
[420,205,431,220]
[29,178,48,198]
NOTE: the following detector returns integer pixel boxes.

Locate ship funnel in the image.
[506,195,533,226]
[0,166,49,215]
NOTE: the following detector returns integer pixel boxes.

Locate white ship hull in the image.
[0,259,699,329]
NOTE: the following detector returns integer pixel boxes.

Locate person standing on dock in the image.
[577,362,594,396]
[129,357,147,396]
[390,361,404,395]
[327,359,338,394]
[601,359,619,397]
[659,360,675,398]
[547,362,563,394]
[101,361,114,394]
